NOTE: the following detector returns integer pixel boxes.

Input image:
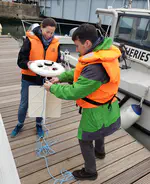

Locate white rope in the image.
[140,86,150,107]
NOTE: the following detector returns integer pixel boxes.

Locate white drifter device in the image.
[28,60,65,77]
[28,86,62,118]
[28,60,65,121]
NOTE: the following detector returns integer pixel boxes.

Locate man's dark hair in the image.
[41,18,57,28]
[72,23,98,44]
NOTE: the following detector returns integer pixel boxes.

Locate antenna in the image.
[128,0,132,8]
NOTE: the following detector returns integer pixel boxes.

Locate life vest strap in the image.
[82,95,116,106]
[78,95,120,114]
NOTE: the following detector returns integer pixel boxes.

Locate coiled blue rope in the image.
[36,79,75,183]
[36,137,75,184]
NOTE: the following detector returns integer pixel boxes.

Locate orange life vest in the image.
[74,45,121,108]
[21,31,59,76]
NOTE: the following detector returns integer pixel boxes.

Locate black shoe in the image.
[72,168,97,180]
[95,149,106,159]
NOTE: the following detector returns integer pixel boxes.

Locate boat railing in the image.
[95,8,118,39]
[21,19,80,36]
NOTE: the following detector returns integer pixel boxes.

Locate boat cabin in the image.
[96,8,150,63]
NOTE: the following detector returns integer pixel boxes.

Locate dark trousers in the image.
[79,136,104,173]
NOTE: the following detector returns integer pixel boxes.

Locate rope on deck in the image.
[35,136,75,184]
[36,86,75,184]
[35,81,76,183]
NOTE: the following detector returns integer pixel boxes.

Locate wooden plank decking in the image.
[0,36,150,184]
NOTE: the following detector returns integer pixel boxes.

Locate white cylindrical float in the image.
[121,86,149,130]
[121,104,142,130]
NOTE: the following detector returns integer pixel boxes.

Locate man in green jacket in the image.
[44,23,121,181]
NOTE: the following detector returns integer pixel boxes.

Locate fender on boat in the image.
[121,104,142,130]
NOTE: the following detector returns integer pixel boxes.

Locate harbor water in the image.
[0,18,78,41]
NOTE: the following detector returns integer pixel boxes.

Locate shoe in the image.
[36,124,44,138]
[72,168,97,180]
[95,149,106,159]
[11,124,24,137]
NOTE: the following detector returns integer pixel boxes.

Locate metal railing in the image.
[21,19,80,36]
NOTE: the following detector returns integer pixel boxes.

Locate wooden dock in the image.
[0,35,150,184]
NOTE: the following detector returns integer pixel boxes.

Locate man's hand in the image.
[44,81,53,91]
[50,77,60,84]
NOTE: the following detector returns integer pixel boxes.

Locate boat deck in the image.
[0,36,150,184]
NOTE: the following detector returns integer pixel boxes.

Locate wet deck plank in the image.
[0,36,150,184]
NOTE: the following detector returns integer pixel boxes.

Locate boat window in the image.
[114,15,150,51]
[115,17,133,40]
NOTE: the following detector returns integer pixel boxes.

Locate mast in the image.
[128,0,132,8]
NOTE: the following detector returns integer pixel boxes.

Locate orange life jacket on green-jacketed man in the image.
[74,45,121,108]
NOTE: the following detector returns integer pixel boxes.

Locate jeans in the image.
[18,79,43,126]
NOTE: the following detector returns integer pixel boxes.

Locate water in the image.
[0,18,25,41]
[0,18,77,42]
